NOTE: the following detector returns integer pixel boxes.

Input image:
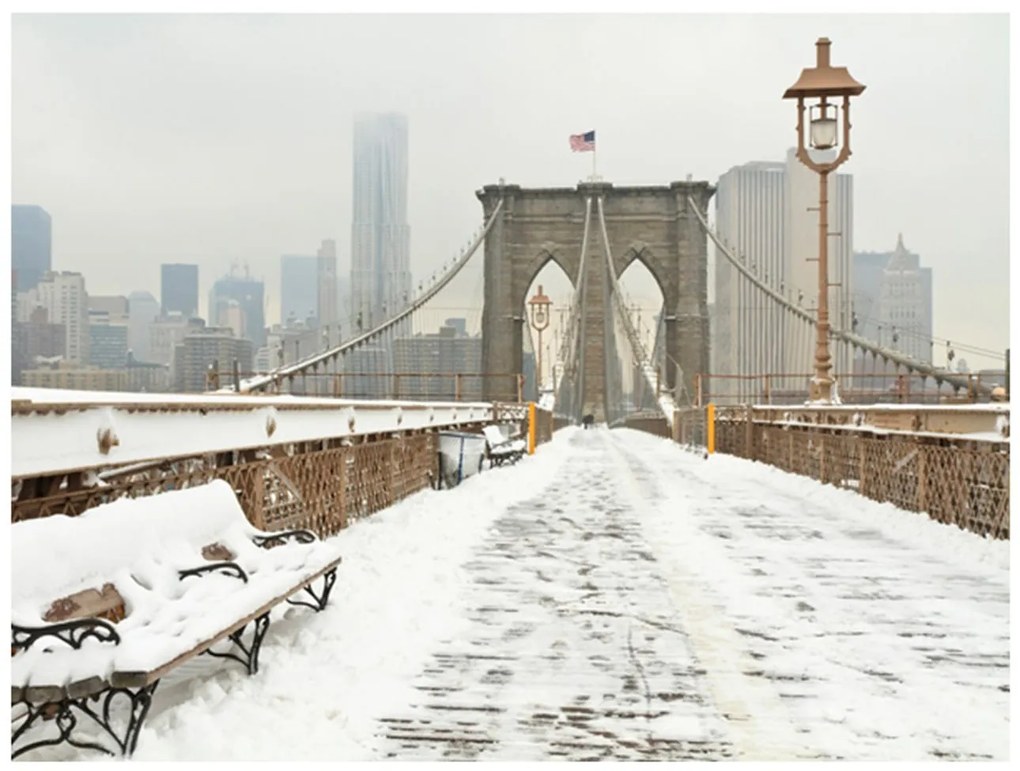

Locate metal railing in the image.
[695,372,1006,407]
[207,369,525,402]
[12,396,557,533]
[672,403,1009,540]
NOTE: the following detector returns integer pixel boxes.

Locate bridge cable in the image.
[595,197,678,421]
[240,198,506,394]
[685,196,990,396]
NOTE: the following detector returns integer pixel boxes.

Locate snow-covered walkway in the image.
[22,427,1009,761]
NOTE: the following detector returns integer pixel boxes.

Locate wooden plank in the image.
[43,583,125,624]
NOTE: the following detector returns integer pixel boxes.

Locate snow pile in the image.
[12,480,343,693]
[14,428,1007,761]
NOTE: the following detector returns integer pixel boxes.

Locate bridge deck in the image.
[20,427,1008,761]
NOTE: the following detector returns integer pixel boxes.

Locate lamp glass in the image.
[810,116,838,150]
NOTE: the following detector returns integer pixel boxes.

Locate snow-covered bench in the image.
[10,480,342,759]
[482,424,527,467]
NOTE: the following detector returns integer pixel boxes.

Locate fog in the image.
[10,12,1010,370]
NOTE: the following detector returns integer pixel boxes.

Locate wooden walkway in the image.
[375,429,1009,761]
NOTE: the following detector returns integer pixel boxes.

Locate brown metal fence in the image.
[711,408,1009,540]
[12,434,440,538]
[12,401,561,536]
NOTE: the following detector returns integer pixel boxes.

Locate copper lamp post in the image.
[784,37,865,403]
[528,285,553,391]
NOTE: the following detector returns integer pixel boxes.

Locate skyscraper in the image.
[161,263,199,318]
[317,239,338,338]
[280,255,319,326]
[12,205,52,292]
[33,271,89,364]
[351,113,412,331]
[712,149,854,396]
[209,272,266,349]
[127,290,161,362]
[853,235,933,363]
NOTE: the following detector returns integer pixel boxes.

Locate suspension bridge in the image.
[233,180,1003,416]
[9,179,1009,761]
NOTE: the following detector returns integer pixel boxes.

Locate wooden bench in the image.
[482,424,527,467]
[10,479,342,759]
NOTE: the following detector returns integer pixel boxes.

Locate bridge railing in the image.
[695,372,1005,406]
[208,369,525,402]
[12,391,557,532]
[691,404,1009,540]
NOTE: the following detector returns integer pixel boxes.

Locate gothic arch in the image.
[478,181,715,415]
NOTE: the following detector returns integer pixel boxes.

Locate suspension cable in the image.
[240,198,506,393]
[685,196,991,396]
[595,197,677,419]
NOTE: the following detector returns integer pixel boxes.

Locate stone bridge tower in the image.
[478,181,715,418]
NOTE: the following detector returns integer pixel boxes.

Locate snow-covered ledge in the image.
[11,388,496,479]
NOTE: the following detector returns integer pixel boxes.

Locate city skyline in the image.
[10,12,1011,371]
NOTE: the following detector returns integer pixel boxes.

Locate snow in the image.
[11,387,495,478]
[12,480,342,691]
[12,428,1009,761]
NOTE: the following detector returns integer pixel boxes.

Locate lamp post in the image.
[528,285,553,392]
[783,37,865,403]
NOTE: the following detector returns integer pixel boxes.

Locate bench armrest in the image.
[178,561,249,583]
[253,529,318,549]
[12,618,121,652]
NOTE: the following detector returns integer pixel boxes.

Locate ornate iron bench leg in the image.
[286,568,338,612]
[204,612,271,676]
[12,682,159,759]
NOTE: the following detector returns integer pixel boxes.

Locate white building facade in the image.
[29,271,90,365]
[712,149,854,399]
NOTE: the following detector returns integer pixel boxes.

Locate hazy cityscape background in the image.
[9,13,1010,395]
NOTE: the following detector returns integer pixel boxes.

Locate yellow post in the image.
[528,401,537,455]
[706,402,716,454]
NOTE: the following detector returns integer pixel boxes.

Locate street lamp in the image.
[528,284,553,391]
[784,37,865,403]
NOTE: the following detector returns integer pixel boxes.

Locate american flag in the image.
[569,130,596,152]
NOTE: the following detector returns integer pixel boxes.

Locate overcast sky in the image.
[10,11,1011,370]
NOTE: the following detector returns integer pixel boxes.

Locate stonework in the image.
[478,181,715,418]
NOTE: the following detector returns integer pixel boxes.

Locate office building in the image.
[712,149,853,397]
[149,314,205,368]
[853,234,934,364]
[88,318,129,369]
[317,238,338,336]
[13,306,65,385]
[280,254,319,326]
[173,327,254,393]
[209,271,266,349]
[161,263,199,317]
[351,113,412,331]
[12,205,52,292]
[32,271,90,364]
[392,322,483,400]
[127,290,161,362]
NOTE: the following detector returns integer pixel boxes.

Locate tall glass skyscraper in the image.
[712,149,854,396]
[12,205,52,292]
[351,113,412,332]
[280,254,319,326]
[161,263,199,318]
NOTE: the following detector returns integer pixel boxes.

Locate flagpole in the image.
[592,146,597,181]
